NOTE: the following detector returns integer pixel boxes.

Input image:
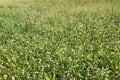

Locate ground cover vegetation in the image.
[0,0,120,80]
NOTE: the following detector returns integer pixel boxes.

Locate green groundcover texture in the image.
[0,0,120,80]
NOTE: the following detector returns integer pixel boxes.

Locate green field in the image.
[0,0,120,80]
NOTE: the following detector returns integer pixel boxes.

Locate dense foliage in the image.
[0,0,120,80]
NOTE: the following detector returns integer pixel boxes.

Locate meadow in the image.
[0,0,120,80]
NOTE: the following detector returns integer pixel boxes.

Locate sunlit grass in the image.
[0,0,120,80]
